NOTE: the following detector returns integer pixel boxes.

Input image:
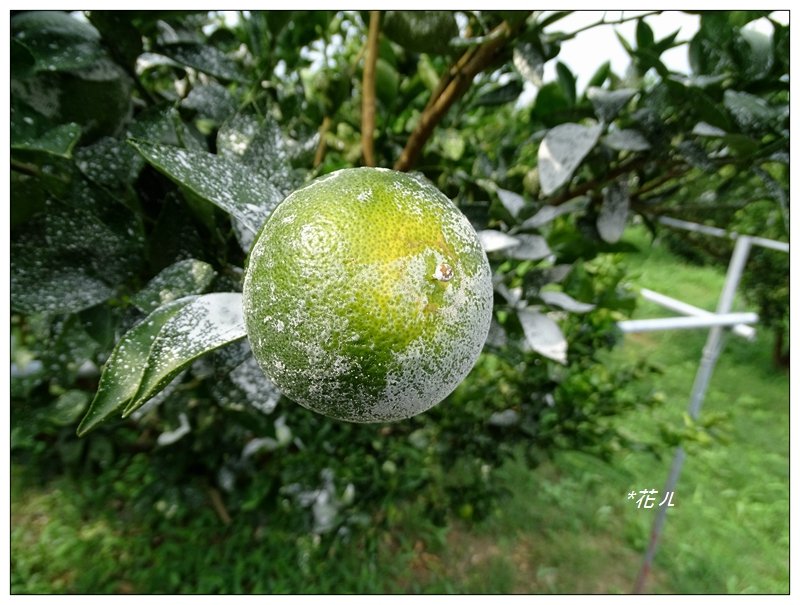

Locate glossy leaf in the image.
[157,43,247,82]
[11,123,82,157]
[518,308,567,364]
[123,293,247,416]
[76,297,194,436]
[131,140,280,234]
[132,259,217,313]
[539,123,602,195]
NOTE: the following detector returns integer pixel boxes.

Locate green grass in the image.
[11,226,789,594]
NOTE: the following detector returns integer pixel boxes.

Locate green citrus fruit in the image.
[243,167,492,423]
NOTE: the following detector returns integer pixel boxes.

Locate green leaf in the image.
[530,82,570,127]
[181,82,237,123]
[586,87,636,123]
[157,42,247,82]
[132,259,217,313]
[603,129,651,151]
[130,139,281,235]
[381,11,459,54]
[217,111,297,196]
[597,181,630,243]
[76,297,194,436]
[517,308,567,364]
[51,390,91,426]
[724,89,781,133]
[11,10,105,74]
[513,42,545,87]
[87,10,144,70]
[123,293,247,417]
[538,122,602,195]
[555,62,576,105]
[636,19,655,50]
[11,123,82,158]
[474,79,524,107]
[585,61,611,89]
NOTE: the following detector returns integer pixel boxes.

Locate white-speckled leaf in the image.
[586,87,636,122]
[11,122,82,157]
[131,140,281,234]
[540,290,596,313]
[131,259,217,313]
[520,197,589,229]
[124,293,246,416]
[228,355,282,416]
[76,297,194,437]
[539,123,602,196]
[497,188,526,218]
[478,230,521,253]
[513,43,544,87]
[518,308,568,364]
[597,181,630,243]
[156,43,246,82]
[604,129,651,151]
[505,234,551,260]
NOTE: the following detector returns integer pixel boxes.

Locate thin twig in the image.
[555,11,661,42]
[361,10,381,167]
[208,487,232,525]
[314,115,332,168]
[395,16,530,171]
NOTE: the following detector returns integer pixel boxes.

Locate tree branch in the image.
[313,115,332,168]
[395,15,530,171]
[555,10,661,42]
[361,10,380,167]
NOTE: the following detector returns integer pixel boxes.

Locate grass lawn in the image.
[11,227,789,594]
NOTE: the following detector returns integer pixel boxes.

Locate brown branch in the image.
[545,155,651,207]
[361,10,381,167]
[208,487,232,525]
[313,115,332,168]
[394,15,531,172]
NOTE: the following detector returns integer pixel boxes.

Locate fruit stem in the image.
[361,10,381,167]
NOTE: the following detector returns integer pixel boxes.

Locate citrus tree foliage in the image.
[11,10,786,535]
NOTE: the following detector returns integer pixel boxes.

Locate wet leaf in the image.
[77,297,194,436]
[597,181,629,243]
[604,128,651,152]
[132,259,217,313]
[181,82,237,123]
[11,11,105,74]
[586,87,636,123]
[11,123,82,158]
[539,123,602,195]
[124,293,247,416]
[517,308,567,364]
[539,290,596,313]
[157,42,247,82]
[131,139,281,234]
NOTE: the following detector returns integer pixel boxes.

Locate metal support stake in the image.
[633,236,753,593]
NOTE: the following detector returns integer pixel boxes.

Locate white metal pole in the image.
[633,236,754,593]
[618,312,757,334]
[638,288,756,340]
